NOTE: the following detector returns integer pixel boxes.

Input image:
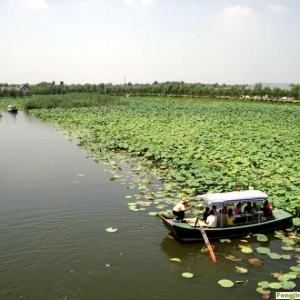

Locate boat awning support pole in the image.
[200,225,217,263]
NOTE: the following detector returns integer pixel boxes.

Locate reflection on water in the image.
[0,111,298,300]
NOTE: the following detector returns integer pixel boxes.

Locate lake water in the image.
[0,111,297,300]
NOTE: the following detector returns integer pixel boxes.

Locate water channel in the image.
[0,111,297,300]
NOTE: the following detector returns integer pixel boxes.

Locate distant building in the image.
[1,84,31,96]
[17,84,31,95]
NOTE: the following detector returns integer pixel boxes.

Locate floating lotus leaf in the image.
[125,195,132,198]
[170,258,181,263]
[293,218,300,226]
[281,254,292,260]
[258,281,269,289]
[294,248,300,252]
[268,282,281,289]
[268,252,281,259]
[290,266,300,272]
[241,247,253,253]
[220,239,231,243]
[249,258,263,266]
[218,279,234,288]
[240,240,248,243]
[274,231,284,237]
[281,245,294,251]
[235,266,248,273]
[182,272,193,278]
[280,280,296,290]
[278,273,297,281]
[256,247,271,254]
[148,212,158,216]
[225,255,242,262]
[77,174,85,177]
[282,238,296,245]
[256,234,268,242]
[256,287,271,295]
[106,227,118,233]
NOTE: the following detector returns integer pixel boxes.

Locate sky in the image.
[0,0,299,86]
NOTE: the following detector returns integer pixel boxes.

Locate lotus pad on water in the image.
[218,279,234,288]
[268,252,281,259]
[182,272,193,278]
[280,281,296,290]
[106,227,118,233]
[256,287,271,295]
[268,282,281,289]
[255,234,268,242]
[170,258,181,263]
[256,247,270,254]
[241,247,253,253]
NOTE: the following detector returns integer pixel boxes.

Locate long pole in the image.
[199,222,217,263]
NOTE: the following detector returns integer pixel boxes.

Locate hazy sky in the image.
[0,0,299,85]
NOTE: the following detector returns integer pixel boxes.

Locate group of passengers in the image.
[201,200,273,227]
[172,198,274,227]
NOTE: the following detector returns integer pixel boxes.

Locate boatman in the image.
[173,198,192,222]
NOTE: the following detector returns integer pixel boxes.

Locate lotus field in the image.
[29,97,300,214]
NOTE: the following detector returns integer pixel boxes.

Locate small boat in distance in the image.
[160,190,293,242]
[7,105,18,113]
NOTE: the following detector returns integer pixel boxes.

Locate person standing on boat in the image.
[173,198,192,222]
[205,209,218,227]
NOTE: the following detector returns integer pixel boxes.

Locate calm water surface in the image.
[0,111,296,300]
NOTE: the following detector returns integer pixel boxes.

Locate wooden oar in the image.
[195,217,217,263]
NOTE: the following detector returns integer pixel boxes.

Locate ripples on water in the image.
[0,112,295,300]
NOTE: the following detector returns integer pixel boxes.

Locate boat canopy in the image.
[197,190,268,206]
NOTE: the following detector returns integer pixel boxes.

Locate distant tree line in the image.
[1,81,300,99]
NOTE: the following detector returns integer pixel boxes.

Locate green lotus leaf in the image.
[218,279,234,288]
[148,212,158,216]
[182,272,193,278]
[278,273,297,281]
[241,247,253,253]
[281,245,294,251]
[256,287,271,295]
[282,238,296,245]
[268,252,281,259]
[281,254,292,260]
[220,239,231,243]
[106,227,118,233]
[256,247,271,254]
[280,280,296,290]
[268,282,281,289]
[290,266,300,272]
[293,218,300,226]
[256,234,268,242]
[258,281,269,289]
[125,195,132,198]
[170,258,181,263]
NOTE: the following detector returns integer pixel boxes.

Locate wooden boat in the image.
[7,105,18,113]
[160,190,293,242]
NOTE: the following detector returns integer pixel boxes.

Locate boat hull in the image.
[161,209,293,242]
